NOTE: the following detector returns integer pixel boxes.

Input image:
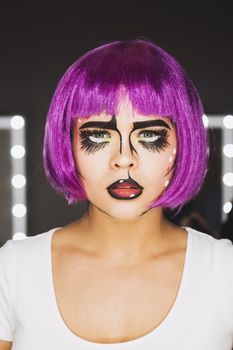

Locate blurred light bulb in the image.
[11,145,25,159]
[13,232,27,240]
[223,202,232,214]
[202,114,209,128]
[223,144,233,158]
[10,115,25,129]
[223,172,233,187]
[11,174,26,188]
[223,115,233,129]
[12,204,27,217]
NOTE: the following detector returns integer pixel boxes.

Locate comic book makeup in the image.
[79,118,171,156]
[44,39,208,210]
[72,99,177,218]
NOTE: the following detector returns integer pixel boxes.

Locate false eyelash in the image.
[79,128,170,155]
[138,129,170,152]
[79,129,110,155]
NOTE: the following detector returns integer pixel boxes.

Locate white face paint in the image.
[72,98,177,219]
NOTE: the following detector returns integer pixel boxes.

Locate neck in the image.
[78,204,172,264]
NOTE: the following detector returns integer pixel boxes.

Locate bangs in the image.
[66,40,189,122]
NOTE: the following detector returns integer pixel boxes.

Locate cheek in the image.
[139,146,177,188]
[141,149,174,172]
[74,149,108,182]
[144,155,169,179]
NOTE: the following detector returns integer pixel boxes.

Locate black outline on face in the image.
[76,116,176,175]
[164,161,176,177]
[78,117,172,156]
[76,116,176,217]
[92,202,153,218]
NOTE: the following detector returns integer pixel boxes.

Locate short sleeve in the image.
[216,237,233,329]
[0,240,15,341]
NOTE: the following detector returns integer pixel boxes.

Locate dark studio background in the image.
[0,1,232,240]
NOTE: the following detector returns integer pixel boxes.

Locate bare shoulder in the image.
[0,340,12,350]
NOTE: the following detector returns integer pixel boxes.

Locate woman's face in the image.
[72,98,177,219]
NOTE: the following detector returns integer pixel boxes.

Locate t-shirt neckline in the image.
[47,226,192,347]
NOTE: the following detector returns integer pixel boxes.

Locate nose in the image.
[110,139,138,170]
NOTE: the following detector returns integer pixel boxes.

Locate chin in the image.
[89,191,161,219]
[98,201,151,220]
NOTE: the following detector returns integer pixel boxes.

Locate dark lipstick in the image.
[107,178,143,200]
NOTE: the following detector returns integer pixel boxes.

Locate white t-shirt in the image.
[0,226,233,350]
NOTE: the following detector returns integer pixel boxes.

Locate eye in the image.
[79,129,111,155]
[137,130,162,142]
[137,129,170,152]
[89,131,111,143]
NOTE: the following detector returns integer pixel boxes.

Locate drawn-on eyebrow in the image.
[132,120,171,131]
[79,118,171,131]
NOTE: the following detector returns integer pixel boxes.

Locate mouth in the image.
[107,178,144,200]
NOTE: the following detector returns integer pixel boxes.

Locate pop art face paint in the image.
[72,98,177,219]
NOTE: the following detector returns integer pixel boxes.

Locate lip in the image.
[107,178,144,200]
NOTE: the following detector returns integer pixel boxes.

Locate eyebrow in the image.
[79,119,171,131]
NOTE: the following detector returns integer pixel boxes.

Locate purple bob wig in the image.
[43,38,209,213]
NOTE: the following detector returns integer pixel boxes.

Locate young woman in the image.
[0,39,233,350]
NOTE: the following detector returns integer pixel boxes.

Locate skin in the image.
[0,340,12,350]
[44,97,188,343]
[69,96,184,263]
[0,98,187,347]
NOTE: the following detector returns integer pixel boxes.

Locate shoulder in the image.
[0,227,60,262]
[185,226,233,272]
[187,226,233,254]
[187,226,233,323]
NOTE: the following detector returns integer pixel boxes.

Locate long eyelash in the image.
[79,128,170,155]
[79,129,110,155]
[138,129,170,152]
